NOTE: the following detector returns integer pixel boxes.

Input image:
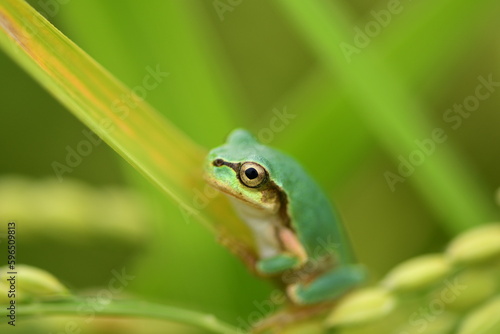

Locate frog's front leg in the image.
[256,253,303,275]
[256,227,308,275]
[287,264,367,305]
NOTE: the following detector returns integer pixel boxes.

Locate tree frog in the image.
[205,129,366,305]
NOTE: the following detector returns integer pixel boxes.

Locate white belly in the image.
[226,196,282,259]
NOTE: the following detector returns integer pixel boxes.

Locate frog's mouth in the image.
[205,159,280,213]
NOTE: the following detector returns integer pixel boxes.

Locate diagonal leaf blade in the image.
[0,0,256,255]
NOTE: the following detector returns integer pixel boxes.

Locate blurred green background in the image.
[0,0,499,332]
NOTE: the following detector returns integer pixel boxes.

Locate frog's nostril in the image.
[213,159,225,167]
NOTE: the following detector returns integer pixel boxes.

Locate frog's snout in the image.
[213,158,224,167]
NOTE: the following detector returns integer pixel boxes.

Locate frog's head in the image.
[204,129,281,213]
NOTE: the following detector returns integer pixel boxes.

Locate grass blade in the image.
[276,0,498,233]
[11,299,243,334]
[0,0,255,256]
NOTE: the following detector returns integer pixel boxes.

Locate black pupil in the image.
[245,167,259,180]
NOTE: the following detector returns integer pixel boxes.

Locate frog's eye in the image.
[239,162,267,188]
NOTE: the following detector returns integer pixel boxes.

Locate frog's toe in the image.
[256,254,302,276]
[287,265,367,305]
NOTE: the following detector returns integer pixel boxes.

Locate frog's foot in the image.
[256,254,303,276]
[287,265,366,305]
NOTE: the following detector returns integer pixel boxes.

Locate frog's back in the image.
[265,151,355,264]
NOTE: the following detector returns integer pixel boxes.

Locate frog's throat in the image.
[223,182,295,259]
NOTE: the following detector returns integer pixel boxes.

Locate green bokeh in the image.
[1,0,499,333]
